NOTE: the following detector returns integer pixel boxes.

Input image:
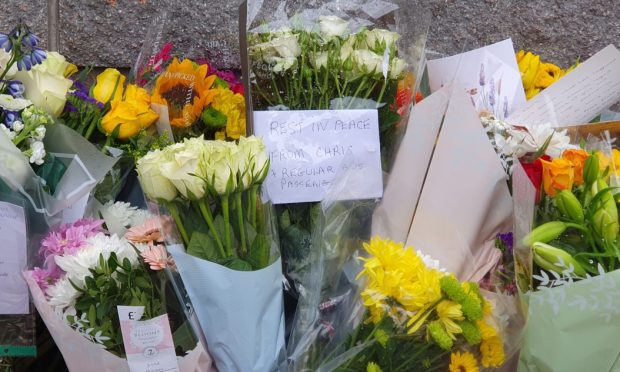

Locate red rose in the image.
[520,155,551,202]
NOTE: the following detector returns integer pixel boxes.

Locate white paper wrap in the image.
[168,245,286,372]
[24,271,215,372]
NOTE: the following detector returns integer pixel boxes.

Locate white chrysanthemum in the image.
[128,209,153,228]
[99,201,137,236]
[55,232,139,287]
[527,123,577,158]
[47,277,80,311]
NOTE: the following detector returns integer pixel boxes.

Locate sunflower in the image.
[151,58,218,128]
[449,351,479,372]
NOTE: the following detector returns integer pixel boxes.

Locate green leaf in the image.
[88,304,97,327]
[187,231,221,261]
[226,258,253,271]
[247,233,270,270]
[122,258,132,271]
[135,276,152,289]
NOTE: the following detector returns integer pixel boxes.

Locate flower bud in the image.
[583,154,599,185]
[555,190,584,223]
[522,221,567,247]
[533,242,586,276]
[593,208,619,242]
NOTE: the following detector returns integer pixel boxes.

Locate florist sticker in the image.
[118,306,180,372]
[254,109,383,204]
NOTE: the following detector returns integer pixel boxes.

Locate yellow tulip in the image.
[93,68,126,104]
[101,84,158,139]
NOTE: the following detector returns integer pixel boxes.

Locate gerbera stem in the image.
[235,192,247,256]
[221,195,233,257]
[167,202,189,246]
[197,199,226,258]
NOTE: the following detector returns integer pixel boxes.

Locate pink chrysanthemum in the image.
[31,267,61,293]
[40,219,104,264]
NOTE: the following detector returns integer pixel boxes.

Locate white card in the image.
[254,109,383,204]
[118,306,180,372]
[427,38,527,118]
[0,201,28,315]
[509,44,620,128]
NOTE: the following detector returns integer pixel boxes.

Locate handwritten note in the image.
[254,109,383,204]
[0,201,28,315]
[509,45,620,127]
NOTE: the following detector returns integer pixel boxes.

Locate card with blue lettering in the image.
[254,109,383,204]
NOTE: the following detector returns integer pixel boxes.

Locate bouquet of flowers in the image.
[136,136,286,371]
[513,135,620,370]
[24,206,214,371]
[242,0,429,306]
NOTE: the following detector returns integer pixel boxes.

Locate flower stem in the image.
[198,199,226,258]
[376,77,389,109]
[167,202,189,246]
[347,77,368,109]
[249,185,258,228]
[221,195,233,256]
[271,74,283,105]
[235,192,248,256]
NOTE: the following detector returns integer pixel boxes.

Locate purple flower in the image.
[71,89,104,109]
[498,232,513,254]
[0,34,11,52]
[7,80,25,98]
[16,56,32,71]
[3,110,18,127]
[21,32,39,49]
[29,48,46,65]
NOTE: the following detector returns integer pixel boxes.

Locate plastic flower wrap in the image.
[513,130,620,370]
[136,135,285,371]
[289,236,507,371]
[25,207,214,370]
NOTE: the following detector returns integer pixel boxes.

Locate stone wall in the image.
[1,0,618,69]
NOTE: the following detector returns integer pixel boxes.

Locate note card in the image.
[509,44,620,128]
[0,201,28,315]
[253,109,383,204]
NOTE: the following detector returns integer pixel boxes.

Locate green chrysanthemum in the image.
[428,321,453,350]
[459,320,482,345]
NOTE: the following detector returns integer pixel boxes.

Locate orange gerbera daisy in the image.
[151,58,218,128]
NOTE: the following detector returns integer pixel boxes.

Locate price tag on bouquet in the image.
[254,109,383,204]
[118,306,180,372]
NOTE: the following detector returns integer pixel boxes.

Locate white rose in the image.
[0,94,32,111]
[339,36,357,62]
[238,136,269,186]
[311,52,329,70]
[365,29,400,52]
[389,57,408,79]
[251,33,301,61]
[267,56,298,73]
[159,139,209,199]
[13,51,73,117]
[319,16,349,39]
[352,49,384,75]
[204,141,237,195]
[136,149,178,201]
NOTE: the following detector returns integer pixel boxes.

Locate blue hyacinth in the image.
[0,34,11,52]
[7,81,25,98]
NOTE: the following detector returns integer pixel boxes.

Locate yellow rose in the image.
[101,84,158,139]
[561,148,588,185]
[541,157,574,197]
[93,68,126,104]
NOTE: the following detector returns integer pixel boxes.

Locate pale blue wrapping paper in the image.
[169,245,286,372]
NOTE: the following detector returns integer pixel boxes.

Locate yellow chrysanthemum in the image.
[516,50,567,100]
[482,299,493,317]
[151,58,217,128]
[534,62,563,89]
[480,336,505,368]
[449,351,479,372]
[210,87,246,139]
[476,319,498,341]
[436,300,464,340]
